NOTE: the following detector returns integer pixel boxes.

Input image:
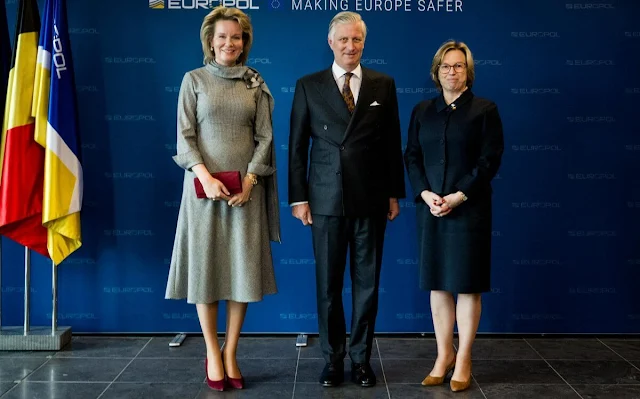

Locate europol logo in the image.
[149,0,165,8]
[148,0,270,10]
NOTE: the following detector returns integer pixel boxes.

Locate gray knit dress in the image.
[165,62,280,304]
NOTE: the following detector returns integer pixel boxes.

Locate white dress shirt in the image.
[331,62,362,104]
[290,63,363,207]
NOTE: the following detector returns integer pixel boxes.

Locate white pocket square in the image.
[369,101,381,106]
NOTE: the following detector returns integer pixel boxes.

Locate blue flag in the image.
[33,0,53,145]
[41,0,83,265]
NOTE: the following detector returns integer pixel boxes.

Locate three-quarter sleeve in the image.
[247,89,275,176]
[404,102,431,202]
[454,103,504,196]
[172,72,204,170]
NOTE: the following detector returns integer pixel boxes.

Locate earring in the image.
[210,47,214,51]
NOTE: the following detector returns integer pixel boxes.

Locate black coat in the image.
[288,67,405,216]
[404,90,504,293]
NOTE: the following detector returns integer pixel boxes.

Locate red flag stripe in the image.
[0,123,48,257]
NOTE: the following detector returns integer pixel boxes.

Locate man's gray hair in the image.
[327,11,367,41]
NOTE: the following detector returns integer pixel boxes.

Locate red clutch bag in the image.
[194,171,243,198]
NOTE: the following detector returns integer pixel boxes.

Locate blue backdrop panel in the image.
[1,0,639,333]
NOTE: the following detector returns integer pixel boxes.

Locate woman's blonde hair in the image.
[430,40,475,91]
[200,6,253,65]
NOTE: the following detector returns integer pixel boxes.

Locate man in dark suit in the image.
[288,11,405,388]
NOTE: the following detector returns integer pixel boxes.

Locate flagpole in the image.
[0,0,73,351]
[23,247,30,335]
[52,260,57,335]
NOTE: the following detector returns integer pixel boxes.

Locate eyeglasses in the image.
[438,63,466,74]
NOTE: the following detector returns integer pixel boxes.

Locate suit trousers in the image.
[311,213,387,364]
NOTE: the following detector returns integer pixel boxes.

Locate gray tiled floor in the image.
[1,336,640,398]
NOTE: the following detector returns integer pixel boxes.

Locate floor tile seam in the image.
[597,338,640,373]
[523,338,584,399]
[471,370,489,399]
[291,345,301,399]
[0,352,56,398]
[374,338,392,399]
[96,337,153,399]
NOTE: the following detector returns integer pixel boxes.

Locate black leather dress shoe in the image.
[319,362,344,387]
[351,362,376,387]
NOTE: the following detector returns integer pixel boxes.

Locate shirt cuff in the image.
[172,151,203,171]
[248,162,276,176]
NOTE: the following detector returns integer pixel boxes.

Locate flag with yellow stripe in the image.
[0,0,48,257]
[39,0,83,264]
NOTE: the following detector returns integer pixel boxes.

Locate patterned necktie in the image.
[341,72,355,114]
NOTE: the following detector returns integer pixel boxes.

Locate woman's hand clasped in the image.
[441,192,465,214]
[421,191,467,217]
[227,175,254,207]
[421,190,466,218]
[421,190,449,217]
[203,177,231,202]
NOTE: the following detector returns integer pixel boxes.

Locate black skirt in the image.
[416,196,493,294]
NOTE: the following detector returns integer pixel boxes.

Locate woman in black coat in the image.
[404,40,504,392]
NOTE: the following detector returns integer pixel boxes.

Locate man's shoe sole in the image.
[321,381,343,387]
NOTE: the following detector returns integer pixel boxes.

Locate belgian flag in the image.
[0,0,49,258]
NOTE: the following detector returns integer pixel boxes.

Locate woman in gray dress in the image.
[165,7,280,391]
[404,41,504,392]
